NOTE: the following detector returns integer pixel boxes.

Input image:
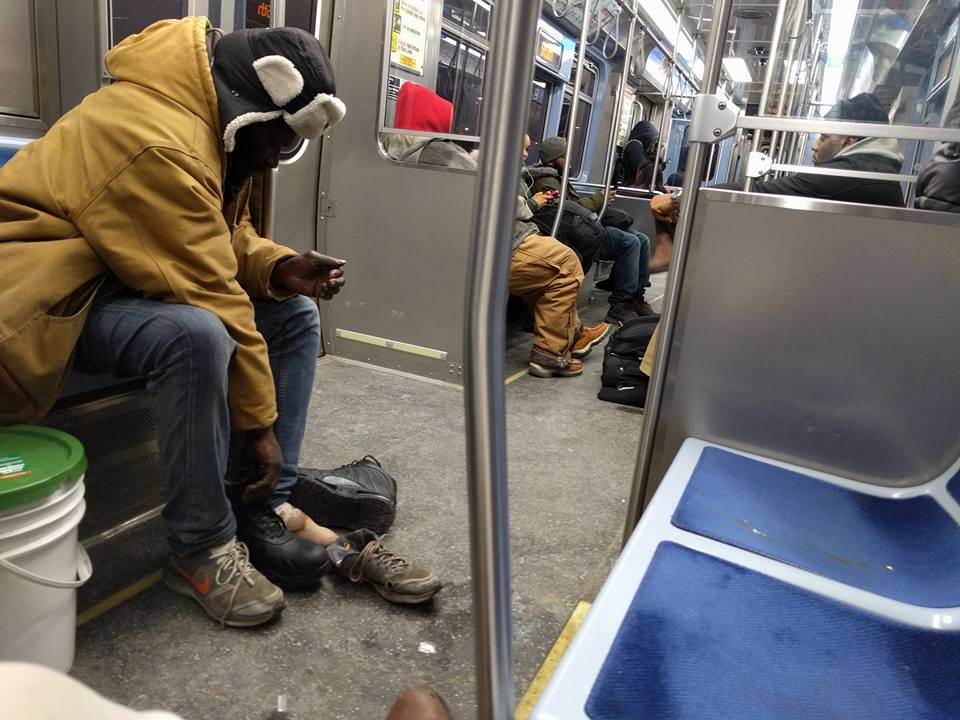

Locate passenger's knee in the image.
[558,246,585,283]
[283,295,321,336]
[163,306,235,369]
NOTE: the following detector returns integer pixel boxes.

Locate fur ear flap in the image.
[222,109,283,152]
[284,94,347,139]
[253,55,305,107]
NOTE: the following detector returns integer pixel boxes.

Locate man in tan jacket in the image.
[0,18,439,627]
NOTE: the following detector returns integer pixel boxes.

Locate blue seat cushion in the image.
[586,542,960,720]
[950,469,960,504]
[672,447,960,606]
[0,147,16,167]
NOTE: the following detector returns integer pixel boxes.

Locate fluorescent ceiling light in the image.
[722,57,753,83]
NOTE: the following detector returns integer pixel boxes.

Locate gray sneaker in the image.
[164,538,286,627]
[335,535,441,604]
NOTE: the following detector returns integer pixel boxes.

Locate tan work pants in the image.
[509,234,583,357]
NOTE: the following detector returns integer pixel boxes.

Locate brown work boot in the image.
[329,530,442,604]
[386,687,451,720]
[571,322,611,359]
[528,346,583,378]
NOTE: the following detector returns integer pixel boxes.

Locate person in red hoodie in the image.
[383,81,478,168]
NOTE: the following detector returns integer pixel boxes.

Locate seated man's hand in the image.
[650,193,678,223]
[271,251,346,300]
[241,426,283,504]
[606,188,618,203]
[532,190,557,209]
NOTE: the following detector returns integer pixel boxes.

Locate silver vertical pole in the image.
[599,9,639,219]
[770,2,806,164]
[744,0,789,190]
[463,0,540,718]
[551,0,594,238]
[651,9,685,193]
[623,0,735,542]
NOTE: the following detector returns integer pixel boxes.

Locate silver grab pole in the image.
[744,0,789,191]
[551,0,594,238]
[463,0,540,717]
[651,9,685,193]
[623,0,734,542]
[770,1,807,164]
[599,11,639,219]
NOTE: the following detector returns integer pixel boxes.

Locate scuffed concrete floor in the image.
[72,286,661,719]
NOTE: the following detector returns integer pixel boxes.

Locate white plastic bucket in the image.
[0,474,91,671]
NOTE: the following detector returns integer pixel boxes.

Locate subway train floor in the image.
[70,279,665,720]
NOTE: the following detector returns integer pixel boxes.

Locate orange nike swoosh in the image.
[172,562,211,595]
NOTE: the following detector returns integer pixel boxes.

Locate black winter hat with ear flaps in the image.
[211,26,346,152]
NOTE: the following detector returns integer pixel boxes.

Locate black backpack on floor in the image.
[598,315,659,407]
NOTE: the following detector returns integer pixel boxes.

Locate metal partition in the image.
[644,189,960,503]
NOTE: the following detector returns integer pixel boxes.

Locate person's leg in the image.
[509,234,583,357]
[236,295,321,505]
[75,296,236,554]
[75,295,285,626]
[627,229,656,315]
[598,227,641,323]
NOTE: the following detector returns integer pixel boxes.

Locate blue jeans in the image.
[74,293,321,556]
[598,227,652,305]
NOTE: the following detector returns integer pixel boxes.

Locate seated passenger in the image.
[383,81,477,169]
[529,135,655,323]
[743,93,905,207]
[0,19,439,628]
[915,98,960,213]
[515,136,610,377]
[620,120,666,190]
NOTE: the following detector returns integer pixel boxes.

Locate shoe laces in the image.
[210,541,257,626]
[349,540,408,583]
[338,455,378,470]
[246,504,287,540]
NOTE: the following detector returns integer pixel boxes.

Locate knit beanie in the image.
[825,93,888,124]
[394,82,453,133]
[212,26,346,152]
[538,136,567,164]
[628,120,660,149]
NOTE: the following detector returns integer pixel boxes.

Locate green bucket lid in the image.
[0,425,86,512]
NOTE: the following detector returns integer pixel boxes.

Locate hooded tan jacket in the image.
[0,17,297,430]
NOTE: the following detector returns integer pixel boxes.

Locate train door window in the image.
[526,79,551,163]
[558,59,597,177]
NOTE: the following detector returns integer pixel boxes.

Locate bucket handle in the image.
[0,544,92,589]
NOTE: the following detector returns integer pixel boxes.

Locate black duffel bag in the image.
[531,199,605,273]
[599,205,634,231]
[598,315,659,407]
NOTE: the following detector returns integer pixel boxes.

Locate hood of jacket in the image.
[106,17,221,142]
[836,136,904,164]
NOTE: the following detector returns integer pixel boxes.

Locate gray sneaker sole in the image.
[368,579,442,605]
[163,571,286,628]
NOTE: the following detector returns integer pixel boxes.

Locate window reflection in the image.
[441,0,491,40]
[436,31,486,135]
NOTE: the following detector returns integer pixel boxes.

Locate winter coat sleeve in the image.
[530,174,562,197]
[231,201,299,300]
[75,146,279,430]
[578,189,606,213]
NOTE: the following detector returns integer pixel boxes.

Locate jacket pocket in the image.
[0,279,102,425]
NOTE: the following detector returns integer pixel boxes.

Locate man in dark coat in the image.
[749,93,905,207]
[915,101,960,213]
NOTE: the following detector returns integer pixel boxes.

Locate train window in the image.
[557,58,597,177]
[441,0,491,40]
[437,31,486,135]
[109,0,190,46]
[526,80,550,162]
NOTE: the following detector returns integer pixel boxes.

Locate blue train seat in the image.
[532,439,960,720]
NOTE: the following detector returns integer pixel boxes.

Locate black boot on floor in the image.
[230,494,331,590]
